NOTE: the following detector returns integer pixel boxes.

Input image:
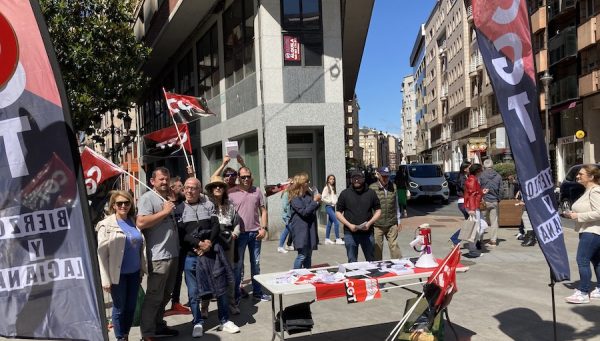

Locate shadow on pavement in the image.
[494,307,579,340]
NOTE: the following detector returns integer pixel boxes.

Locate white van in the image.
[399,163,449,204]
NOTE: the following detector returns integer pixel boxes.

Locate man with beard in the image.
[137,167,179,339]
[336,171,381,262]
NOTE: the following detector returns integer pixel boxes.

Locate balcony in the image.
[550,75,578,105]
[579,70,600,97]
[531,6,547,34]
[548,0,576,21]
[548,26,577,66]
[578,16,598,51]
[535,49,548,73]
[466,4,473,22]
[440,84,448,101]
[469,52,483,76]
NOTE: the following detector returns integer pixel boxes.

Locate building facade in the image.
[401,75,417,163]
[132,0,374,233]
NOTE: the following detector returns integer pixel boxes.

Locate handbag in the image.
[457,217,477,243]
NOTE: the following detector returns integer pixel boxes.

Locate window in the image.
[177,51,194,95]
[197,25,219,99]
[281,0,323,66]
[223,0,255,88]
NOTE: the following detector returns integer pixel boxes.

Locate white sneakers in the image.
[335,238,345,245]
[565,289,590,304]
[325,238,344,245]
[219,321,241,334]
[591,287,600,300]
[277,247,288,253]
[324,239,334,245]
[192,324,203,337]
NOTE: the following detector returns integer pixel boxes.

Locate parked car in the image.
[559,163,600,212]
[400,164,449,204]
[444,171,460,196]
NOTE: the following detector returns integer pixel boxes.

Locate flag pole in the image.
[162,87,191,168]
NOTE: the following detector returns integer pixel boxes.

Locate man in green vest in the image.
[369,166,403,260]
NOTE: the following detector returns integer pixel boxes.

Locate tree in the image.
[40,0,150,131]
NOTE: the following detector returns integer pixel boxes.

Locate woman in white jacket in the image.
[97,191,147,340]
[564,165,600,304]
[322,175,343,245]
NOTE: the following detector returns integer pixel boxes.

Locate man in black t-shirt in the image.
[336,171,381,262]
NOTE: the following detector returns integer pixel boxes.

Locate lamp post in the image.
[540,0,553,164]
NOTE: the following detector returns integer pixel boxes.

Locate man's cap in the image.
[483,159,494,168]
[378,166,391,176]
[350,171,364,178]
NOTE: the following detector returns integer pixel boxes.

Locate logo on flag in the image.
[345,278,381,303]
[425,245,460,312]
[81,147,124,224]
[142,123,192,161]
[164,90,215,123]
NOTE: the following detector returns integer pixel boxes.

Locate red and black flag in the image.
[425,245,461,312]
[81,147,124,224]
[142,123,192,162]
[264,181,291,197]
[0,2,105,339]
[164,90,215,123]
[472,0,569,281]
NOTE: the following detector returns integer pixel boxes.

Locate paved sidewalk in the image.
[5,213,596,340]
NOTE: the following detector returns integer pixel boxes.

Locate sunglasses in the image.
[240,175,251,180]
[224,173,238,178]
[213,185,225,190]
[115,201,131,207]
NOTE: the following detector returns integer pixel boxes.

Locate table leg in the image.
[279,294,285,341]
[271,296,276,341]
[271,294,286,341]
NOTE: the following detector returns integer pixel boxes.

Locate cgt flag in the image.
[81,147,124,224]
[425,245,461,313]
[0,2,106,340]
[472,0,569,281]
[142,123,192,162]
[164,90,215,123]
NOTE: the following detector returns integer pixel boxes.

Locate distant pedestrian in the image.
[336,171,381,262]
[449,161,471,245]
[563,165,600,304]
[395,167,409,218]
[96,190,147,341]
[370,167,402,260]
[277,178,294,253]
[464,164,486,258]
[288,172,321,268]
[322,174,344,245]
[479,159,502,248]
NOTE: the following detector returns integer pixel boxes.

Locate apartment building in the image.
[387,134,401,170]
[359,128,388,169]
[132,0,374,231]
[345,95,361,168]
[401,75,417,163]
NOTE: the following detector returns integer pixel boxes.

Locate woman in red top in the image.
[463,164,488,258]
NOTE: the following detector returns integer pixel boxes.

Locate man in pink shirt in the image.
[228,167,270,305]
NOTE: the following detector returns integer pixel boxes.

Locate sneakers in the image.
[565,289,590,304]
[285,245,294,251]
[335,238,345,245]
[253,294,272,302]
[192,324,203,338]
[219,321,241,334]
[277,247,288,253]
[590,288,600,300]
[324,239,334,245]
[484,241,497,248]
[171,302,191,313]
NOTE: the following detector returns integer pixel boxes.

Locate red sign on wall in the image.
[283,35,301,62]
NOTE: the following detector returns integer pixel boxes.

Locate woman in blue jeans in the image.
[289,172,322,269]
[322,174,344,245]
[97,191,147,341]
[278,181,294,253]
[564,165,600,304]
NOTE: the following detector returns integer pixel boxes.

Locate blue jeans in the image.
[278,225,290,248]
[111,271,141,339]
[235,231,263,302]
[344,231,374,262]
[184,255,230,325]
[325,205,340,239]
[576,232,600,294]
[293,248,312,269]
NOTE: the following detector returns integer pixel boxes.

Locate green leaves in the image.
[40,0,150,131]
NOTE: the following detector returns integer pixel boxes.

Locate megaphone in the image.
[409,223,438,268]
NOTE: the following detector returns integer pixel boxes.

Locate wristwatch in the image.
[260,226,269,232]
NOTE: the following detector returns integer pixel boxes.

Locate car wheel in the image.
[560,199,571,213]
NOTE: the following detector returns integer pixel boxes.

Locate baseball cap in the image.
[378,166,391,176]
[350,171,364,178]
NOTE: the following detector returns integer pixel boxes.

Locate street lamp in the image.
[540,0,552,164]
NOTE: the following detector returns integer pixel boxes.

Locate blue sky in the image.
[356,0,437,137]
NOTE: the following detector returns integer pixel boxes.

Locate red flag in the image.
[264,181,291,197]
[142,123,192,161]
[81,147,124,196]
[345,278,381,303]
[21,153,76,210]
[164,90,215,123]
[426,245,461,308]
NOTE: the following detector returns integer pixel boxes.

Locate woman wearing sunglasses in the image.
[96,190,147,341]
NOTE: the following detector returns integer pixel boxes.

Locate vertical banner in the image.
[0,1,105,340]
[283,35,301,62]
[472,0,570,281]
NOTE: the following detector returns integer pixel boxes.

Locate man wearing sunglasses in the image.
[228,167,271,303]
[212,154,247,189]
[136,167,179,339]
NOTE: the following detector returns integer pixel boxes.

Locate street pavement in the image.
[5,199,596,340]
